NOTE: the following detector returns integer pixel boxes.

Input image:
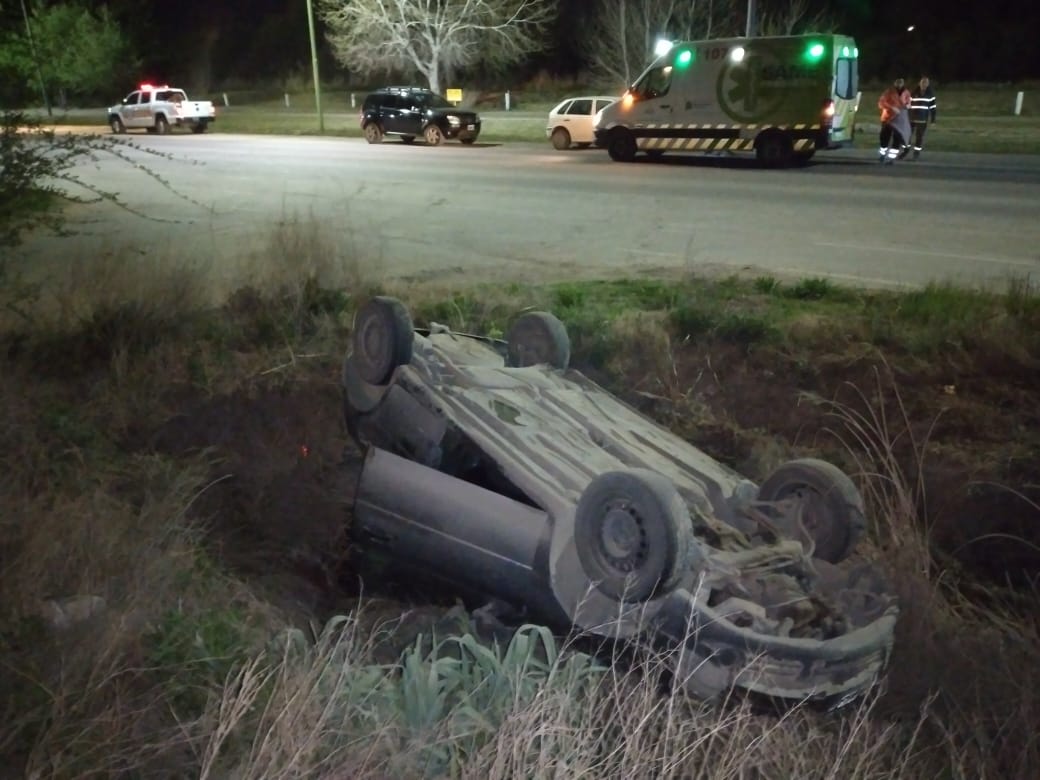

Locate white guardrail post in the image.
[1015,91,1024,116]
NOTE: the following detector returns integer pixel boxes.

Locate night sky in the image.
[11,0,1040,91]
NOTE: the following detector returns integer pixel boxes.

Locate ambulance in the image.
[594,34,859,167]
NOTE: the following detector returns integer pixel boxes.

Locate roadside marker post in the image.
[1015,91,1024,116]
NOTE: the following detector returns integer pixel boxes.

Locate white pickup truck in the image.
[107,85,216,135]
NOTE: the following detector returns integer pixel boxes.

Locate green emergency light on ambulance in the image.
[594,34,859,167]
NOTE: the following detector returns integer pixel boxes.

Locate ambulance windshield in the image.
[632,65,673,100]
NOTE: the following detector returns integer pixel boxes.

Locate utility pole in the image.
[19,0,52,116]
[746,0,757,38]
[305,0,325,133]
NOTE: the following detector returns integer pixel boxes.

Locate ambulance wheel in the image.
[551,127,571,150]
[757,458,866,563]
[506,311,570,369]
[363,122,384,144]
[755,130,793,168]
[794,149,816,164]
[607,129,637,162]
[575,470,692,601]
[351,296,414,385]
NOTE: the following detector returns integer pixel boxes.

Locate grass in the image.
[2,220,1040,777]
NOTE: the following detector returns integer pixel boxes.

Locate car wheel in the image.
[400,135,415,144]
[191,120,208,134]
[575,470,693,601]
[460,137,476,145]
[757,458,866,563]
[607,129,637,162]
[755,130,793,168]
[505,311,570,370]
[551,127,571,150]
[424,125,444,146]
[363,122,384,144]
[351,296,414,385]
[110,116,126,134]
[155,115,169,135]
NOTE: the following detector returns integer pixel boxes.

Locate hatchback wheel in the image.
[551,127,571,150]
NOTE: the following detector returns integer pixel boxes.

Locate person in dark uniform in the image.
[909,77,937,160]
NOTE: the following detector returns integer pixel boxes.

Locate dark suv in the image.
[359,87,481,146]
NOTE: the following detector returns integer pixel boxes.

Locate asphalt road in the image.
[15,134,1040,294]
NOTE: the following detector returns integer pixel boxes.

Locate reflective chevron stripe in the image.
[634,123,822,152]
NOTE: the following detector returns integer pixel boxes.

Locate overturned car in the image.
[343,296,898,703]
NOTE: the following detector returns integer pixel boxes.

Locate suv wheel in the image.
[423,125,444,146]
[363,122,384,144]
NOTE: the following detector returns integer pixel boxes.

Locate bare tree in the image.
[579,0,742,88]
[317,0,555,95]
[756,0,835,36]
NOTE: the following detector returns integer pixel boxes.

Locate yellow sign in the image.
[446,88,463,103]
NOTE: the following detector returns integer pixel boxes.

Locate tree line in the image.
[1,0,1037,107]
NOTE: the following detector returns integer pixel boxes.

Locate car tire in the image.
[191,120,208,134]
[505,311,570,370]
[755,130,793,168]
[155,115,169,135]
[109,116,126,134]
[551,127,571,150]
[351,296,414,385]
[575,470,693,601]
[460,137,476,145]
[423,125,444,146]
[363,122,384,144]
[757,458,866,563]
[607,129,637,162]
[400,135,415,144]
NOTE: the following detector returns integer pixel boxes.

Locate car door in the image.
[134,90,153,126]
[120,91,140,127]
[564,98,595,143]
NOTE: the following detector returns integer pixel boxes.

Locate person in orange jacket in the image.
[878,79,911,164]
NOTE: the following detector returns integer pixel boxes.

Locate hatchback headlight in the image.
[447,115,461,127]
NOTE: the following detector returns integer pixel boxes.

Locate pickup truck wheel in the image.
[363,122,384,144]
[607,129,637,162]
[505,311,570,369]
[551,127,571,150]
[351,296,414,385]
[109,116,126,134]
[191,120,208,134]
[400,135,415,144]
[423,125,444,146]
[575,470,693,601]
[757,458,866,563]
[154,115,170,135]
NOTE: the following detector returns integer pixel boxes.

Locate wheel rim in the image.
[364,124,381,143]
[597,500,649,572]
[425,126,442,145]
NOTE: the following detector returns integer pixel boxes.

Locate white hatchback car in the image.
[546,96,619,150]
